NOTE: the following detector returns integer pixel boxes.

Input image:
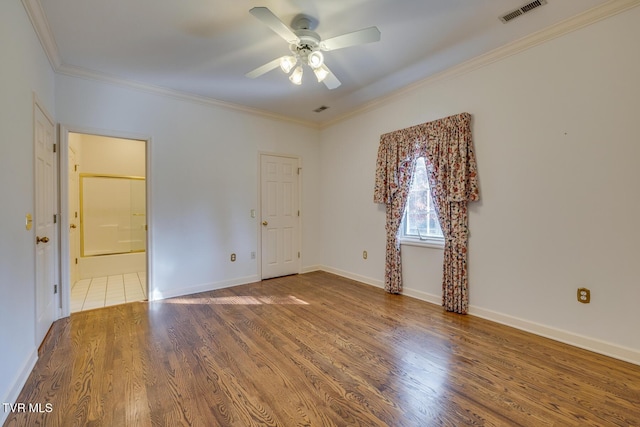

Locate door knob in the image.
[69,223,77,229]
[36,236,49,244]
[262,221,268,226]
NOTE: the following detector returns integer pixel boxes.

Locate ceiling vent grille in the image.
[313,105,329,113]
[500,0,547,23]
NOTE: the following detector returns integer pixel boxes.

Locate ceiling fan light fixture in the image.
[247,7,379,89]
[307,51,324,69]
[280,56,297,73]
[313,64,329,83]
[289,66,303,85]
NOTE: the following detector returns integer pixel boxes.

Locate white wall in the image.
[0,0,56,420]
[320,6,640,362]
[78,134,146,176]
[55,75,322,300]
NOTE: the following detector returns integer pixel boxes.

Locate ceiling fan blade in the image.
[320,26,381,51]
[245,57,283,79]
[249,7,299,44]
[322,65,341,90]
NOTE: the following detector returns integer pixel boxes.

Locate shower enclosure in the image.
[80,174,146,257]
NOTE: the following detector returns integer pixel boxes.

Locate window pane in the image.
[404,157,443,239]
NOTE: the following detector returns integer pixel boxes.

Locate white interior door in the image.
[260,154,299,279]
[68,146,79,286]
[34,100,58,345]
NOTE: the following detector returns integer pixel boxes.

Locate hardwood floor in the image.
[5,272,640,426]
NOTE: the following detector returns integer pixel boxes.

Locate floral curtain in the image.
[373,131,420,293]
[373,113,479,314]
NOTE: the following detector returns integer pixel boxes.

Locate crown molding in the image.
[21,0,61,69]
[320,0,640,129]
[22,0,319,129]
[22,0,639,130]
[55,63,321,129]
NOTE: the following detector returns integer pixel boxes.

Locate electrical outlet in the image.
[230,253,236,262]
[363,250,368,260]
[577,287,590,303]
[250,251,256,259]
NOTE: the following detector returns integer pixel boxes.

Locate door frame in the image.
[58,125,153,317]
[67,144,80,286]
[258,152,302,280]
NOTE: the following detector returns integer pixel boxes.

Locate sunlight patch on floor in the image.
[162,295,309,305]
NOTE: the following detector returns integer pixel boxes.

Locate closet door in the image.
[260,154,300,279]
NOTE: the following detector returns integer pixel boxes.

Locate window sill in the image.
[399,237,445,249]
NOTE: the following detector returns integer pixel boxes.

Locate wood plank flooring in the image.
[5,272,640,426]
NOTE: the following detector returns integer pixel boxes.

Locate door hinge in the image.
[298,251,301,258]
[74,164,78,172]
[75,258,78,265]
[297,210,300,217]
[53,143,57,153]
[297,167,301,175]
[53,214,57,224]
[54,284,58,294]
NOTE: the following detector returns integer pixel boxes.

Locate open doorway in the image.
[65,132,148,313]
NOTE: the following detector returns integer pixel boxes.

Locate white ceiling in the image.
[35,0,610,125]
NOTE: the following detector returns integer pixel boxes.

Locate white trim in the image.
[400,238,444,250]
[58,126,152,318]
[469,305,640,366]
[320,0,640,128]
[301,265,322,274]
[58,127,70,317]
[23,0,639,128]
[56,63,320,130]
[318,265,384,289]
[20,0,61,69]
[297,156,303,276]
[317,267,640,366]
[402,287,442,306]
[151,274,260,301]
[0,349,38,425]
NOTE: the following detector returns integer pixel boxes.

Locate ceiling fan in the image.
[246,7,381,89]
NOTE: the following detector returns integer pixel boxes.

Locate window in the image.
[401,157,444,246]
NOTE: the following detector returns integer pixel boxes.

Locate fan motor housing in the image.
[290,29,321,62]
[295,30,321,47]
[291,14,318,31]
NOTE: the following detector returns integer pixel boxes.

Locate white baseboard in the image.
[1,348,38,425]
[402,287,442,306]
[469,305,640,366]
[318,265,384,289]
[301,265,322,274]
[316,267,640,366]
[150,274,261,301]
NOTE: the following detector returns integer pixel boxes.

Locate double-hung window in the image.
[401,157,444,247]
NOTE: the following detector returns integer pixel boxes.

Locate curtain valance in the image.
[374,113,479,205]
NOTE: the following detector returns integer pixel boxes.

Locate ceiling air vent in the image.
[500,0,547,23]
[313,105,329,113]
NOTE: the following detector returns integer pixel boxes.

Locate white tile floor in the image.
[71,271,147,312]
